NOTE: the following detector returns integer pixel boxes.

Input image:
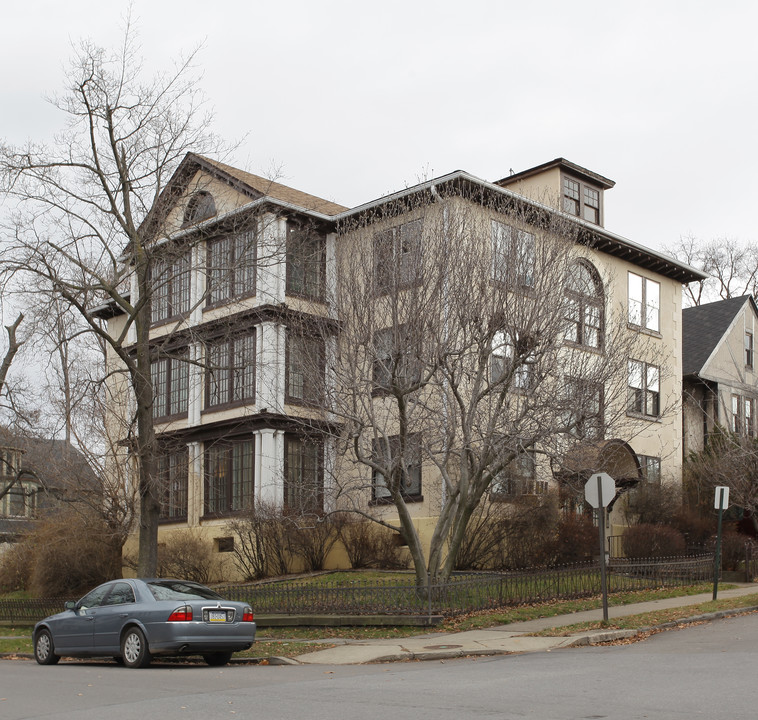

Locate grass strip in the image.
[529,594,758,636]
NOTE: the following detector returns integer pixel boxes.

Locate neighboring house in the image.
[682,295,758,455]
[0,427,99,549]
[100,155,705,573]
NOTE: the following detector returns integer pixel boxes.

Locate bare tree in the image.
[0,19,227,575]
[304,187,658,587]
[684,427,758,532]
[666,236,758,307]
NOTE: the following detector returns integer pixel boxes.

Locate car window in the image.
[102,582,136,606]
[147,580,223,601]
[78,584,112,611]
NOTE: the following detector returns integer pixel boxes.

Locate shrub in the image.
[338,519,408,570]
[288,515,341,572]
[0,540,32,592]
[21,510,121,596]
[156,530,213,584]
[554,513,596,564]
[624,481,681,526]
[454,501,510,571]
[455,494,561,571]
[714,529,748,571]
[621,523,686,558]
[503,495,560,569]
[226,503,310,580]
[672,506,714,551]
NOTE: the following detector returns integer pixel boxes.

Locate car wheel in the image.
[203,651,233,667]
[34,629,60,665]
[120,627,152,668]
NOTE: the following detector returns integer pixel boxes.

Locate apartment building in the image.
[103,155,705,571]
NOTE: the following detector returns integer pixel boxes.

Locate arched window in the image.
[565,260,604,349]
[183,191,216,225]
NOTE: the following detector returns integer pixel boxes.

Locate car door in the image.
[93,582,137,652]
[53,583,112,653]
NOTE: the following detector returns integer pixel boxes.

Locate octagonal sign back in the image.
[584,472,616,509]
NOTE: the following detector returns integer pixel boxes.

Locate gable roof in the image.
[682,295,756,376]
[141,153,347,240]
[0,428,99,497]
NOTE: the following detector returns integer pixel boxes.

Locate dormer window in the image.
[562,176,602,225]
[183,191,216,226]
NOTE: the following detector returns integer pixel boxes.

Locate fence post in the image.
[427,572,432,622]
[746,542,753,583]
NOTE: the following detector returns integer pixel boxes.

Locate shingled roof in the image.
[682,296,754,376]
[196,155,348,216]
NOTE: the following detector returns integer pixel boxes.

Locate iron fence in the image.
[216,554,713,618]
[0,554,715,625]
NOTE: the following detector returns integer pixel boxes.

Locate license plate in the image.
[208,611,227,622]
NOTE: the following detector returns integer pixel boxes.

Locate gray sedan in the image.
[33,578,256,668]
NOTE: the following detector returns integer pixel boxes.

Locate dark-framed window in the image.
[491,450,544,497]
[729,393,754,437]
[284,434,323,514]
[157,447,188,521]
[628,272,660,332]
[206,331,256,408]
[207,230,256,305]
[637,455,661,484]
[746,397,755,438]
[491,330,534,391]
[374,219,423,294]
[286,331,324,405]
[732,394,741,433]
[204,438,254,516]
[562,177,581,216]
[151,352,189,419]
[151,250,191,323]
[373,324,423,394]
[183,191,216,226]
[746,331,754,369]
[565,260,604,349]
[583,187,600,224]
[562,176,602,225]
[565,378,604,440]
[372,433,422,502]
[628,360,660,418]
[491,220,535,288]
[286,224,326,300]
[3,483,35,517]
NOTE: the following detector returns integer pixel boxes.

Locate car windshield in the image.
[147,580,224,602]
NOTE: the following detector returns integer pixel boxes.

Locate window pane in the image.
[233,333,256,402]
[645,279,660,332]
[151,359,168,418]
[231,441,254,511]
[628,273,643,325]
[285,437,322,512]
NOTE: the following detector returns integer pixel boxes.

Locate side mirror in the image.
[64,601,77,611]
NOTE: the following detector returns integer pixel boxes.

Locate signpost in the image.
[585,472,616,622]
[712,486,729,601]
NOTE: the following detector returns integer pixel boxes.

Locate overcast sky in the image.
[2,0,757,257]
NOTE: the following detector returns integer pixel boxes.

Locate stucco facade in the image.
[105,155,705,579]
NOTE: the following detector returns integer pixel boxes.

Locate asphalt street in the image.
[2,612,758,720]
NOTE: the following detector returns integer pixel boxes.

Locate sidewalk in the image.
[271,584,758,665]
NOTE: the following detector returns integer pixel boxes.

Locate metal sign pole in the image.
[713,487,725,601]
[598,476,608,622]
